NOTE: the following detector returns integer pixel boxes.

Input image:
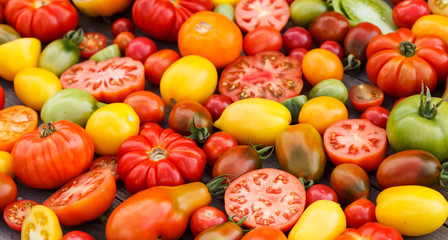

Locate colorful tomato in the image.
[202,131,238,167]
[241,226,288,240]
[0,173,16,212]
[349,83,384,112]
[235,0,289,32]
[3,199,39,231]
[335,222,403,240]
[330,163,370,205]
[213,3,235,21]
[111,18,134,37]
[21,205,62,240]
[428,0,448,17]
[79,32,107,59]
[125,37,158,63]
[280,95,308,125]
[305,184,338,208]
[225,168,306,232]
[319,40,344,60]
[62,231,95,240]
[89,155,119,181]
[0,37,41,82]
[289,48,308,64]
[289,0,330,28]
[178,11,242,69]
[123,91,166,124]
[282,26,313,54]
[302,48,344,86]
[344,198,377,229]
[412,14,448,44]
[0,23,20,45]
[203,94,233,122]
[0,151,13,178]
[72,0,132,17]
[243,26,283,56]
[392,0,430,29]
[113,31,135,55]
[343,22,382,67]
[194,220,244,240]
[189,206,228,236]
[168,100,213,140]
[360,106,389,129]
[307,78,348,103]
[89,43,121,62]
[144,49,180,85]
[307,11,350,45]
[0,105,38,152]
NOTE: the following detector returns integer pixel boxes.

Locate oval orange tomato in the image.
[302,48,344,86]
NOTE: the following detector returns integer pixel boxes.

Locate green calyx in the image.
[206,175,229,199]
[342,54,361,74]
[399,41,417,58]
[64,28,84,46]
[248,139,274,160]
[440,162,448,189]
[186,117,211,144]
[418,83,444,119]
[39,121,57,138]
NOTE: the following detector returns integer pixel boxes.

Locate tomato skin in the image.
[275,124,327,182]
[302,48,344,86]
[343,22,382,65]
[195,221,244,240]
[189,206,227,236]
[289,48,308,64]
[319,40,344,60]
[344,198,377,229]
[305,184,338,208]
[73,0,132,17]
[79,32,107,59]
[330,163,370,205]
[335,222,403,240]
[235,0,290,32]
[62,231,95,240]
[144,49,180,85]
[0,173,16,212]
[243,26,283,56]
[0,105,38,152]
[289,0,330,28]
[125,37,158,63]
[203,94,233,122]
[0,4,3,23]
[0,151,13,178]
[307,78,348,103]
[0,37,41,82]
[111,18,134,37]
[123,90,166,124]
[113,31,135,55]
[3,199,39,231]
[282,26,313,54]
[307,11,350,45]
[241,226,288,240]
[360,106,389,129]
[168,100,214,138]
[349,83,384,112]
[393,0,430,29]
[202,131,238,167]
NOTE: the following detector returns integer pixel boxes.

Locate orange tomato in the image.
[178,11,243,69]
[302,48,344,86]
[0,105,38,152]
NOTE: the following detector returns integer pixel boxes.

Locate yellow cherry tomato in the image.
[214,98,291,146]
[376,185,448,237]
[85,103,140,155]
[160,55,218,108]
[0,151,14,178]
[412,15,448,44]
[0,38,41,82]
[21,205,62,240]
[288,200,346,240]
[72,0,133,17]
[302,48,344,86]
[14,67,62,111]
[298,96,348,135]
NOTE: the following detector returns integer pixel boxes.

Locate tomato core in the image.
[399,41,416,57]
[149,147,167,161]
[39,122,57,138]
[34,0,49,8]
[195,22,211,34]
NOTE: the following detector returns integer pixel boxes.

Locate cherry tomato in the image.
[123,90,166,124]
[168,100,214,138]
[79,32,107,59]
[349,83,384,112]
[319,40,344,60]
[89,155,119,181]
[111,18,134,37]
[125,36,158,63]
[241,226,288,240]
[307,11,350,45]
[330,163,371,205]
[343,22,382,66]
[62,231,95,240]
[0,85,4,109]
[3,199,39,231]
[302,48,344,86]
[243,26,282,56]
[305,184,339,208]
[235,0,290,32]
[289,48,308,64]
[203,94,233,122]
[144,49,180,85]
[344,198,377,229]
[202,131,238,167]
[0,173,16,212]
[360,106,390,129]
[392,0,431,29]
[189,206,228,236]
[282,26,313,54]
[113,31,135,55]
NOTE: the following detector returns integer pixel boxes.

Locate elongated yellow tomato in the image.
[14,67,62,111]
[21,205,62,240]
[160,55,218,108]
[214,98,291,146]
[376,185,448,236]
[72,0,133,17]
[0,151,14,178]
[288,200,346,240]
[85,103,140,155]
[412,15,448,44]
[0,38,40,81]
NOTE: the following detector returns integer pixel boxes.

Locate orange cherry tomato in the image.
[302,48,344,86]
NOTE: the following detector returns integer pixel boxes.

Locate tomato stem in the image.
[299,177,314,190]
[186,117,210,144]
[418,83,444,119]
[206,175,229,199]
[342,54,361,74]
[399,41,417,57]
[64,28,84,46]
[248,139,274,160]
[39,121,57,138]
[439,162,448,189]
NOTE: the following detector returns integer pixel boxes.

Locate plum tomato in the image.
[123,90,166,124]
[3,199,38,231]
[307,11,350,45]
[203,94,233,122]
[282,26,313,54]
[189,206,228,236]
[330,163,370,205]
[305,184,339,208]
[243,26,282,56]
[349,83,384,112]
[79,32,107,59]
[319,40,344,60]
[113,31,135,55]
[203,131,238,167]
[393,0,431,29]
[344,198,377,229]
[144,49,180,85]
[111,18,134,37]
[360,106,390,129]
[125,37,158,63]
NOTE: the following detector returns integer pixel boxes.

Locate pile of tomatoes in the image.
[1,0,448,239]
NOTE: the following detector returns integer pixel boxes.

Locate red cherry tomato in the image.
[125,36,158,63]
[289,48,308,64]
[62,231,95,240]
[202,131,238,167]
[344,198,377,229]
[305,184,339,208]
[0,173,17,212]
[203,94,233,122]
[392,0,431,29]
[360,106,390,129]
[307,11,350,45]
[282,26,313,54]
[189,206,228,236]
[0,85,4,109]
[111,18,134,37]
[319,40,344,60]
[79,32,108,59]
[113,31,135,55]
[89,155,119,181]
[349,83,384,112]
[123,90,166,124]
[144,49,180,85]
[3,199,39,231]
[243,26,283,56]
[168,100,214,138]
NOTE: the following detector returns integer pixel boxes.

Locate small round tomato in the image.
[202,131,238,167]
[144,49,180,85]
[298,96,348,135]
[62,231,95,240]
[305,184,339,208]
[89,155,119,181]
[0,105,38,152]
[125,37,158,63]
[79,32,107,59]
[393,0,431,29]
[289,48,308,64]
[282,26,313,54]
[3,199,39,231]
[111,18,134,37]
[123,91,165,124]
[319,40,344,60]
[21,205,62,240]
[235,0,290,32]
[0,85,4,109]
[307,11,350,45]
[360,106,390,129]
[243,26,282,56]
[302,48,344,86]
[190,206,228,236]
[307,78,348,103]
[0,151,13,178]
[113,31,135,55]
[0,173,16,212]
[344,198,377,229]
[168,100,214,140]
[241,226,288,240]
[349,83,384,112]
[330,163,370,205]
[203,94,233,122]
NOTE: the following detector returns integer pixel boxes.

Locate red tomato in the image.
[282,26,313,54]
[123,90,166,124]
[79,32,108,59]
[113,31,135,55]
[225,168,306,232]
[3,199,39,231]
[43,168,116,226]
[62,231,95,240]
[330,163,370,205]
[392,0,430,29]
[289,48,308,64]
[243,26,283,56]
[203,131,238,167]
[344,198,377,229]
[324,119,387,172]
[89,155,119,181]
[132,0,213,42]
[349,83,384,112]
[0,173,17,212]
[125,37,158,63]
[144,49,180,85]
[168,100,214,139]
[343,22,382,66]
[203,94,233,122]
[360,106,390,129]
[60,57,145,103]
[0,85,4,109]
[235,0,290,32]
[0,4,3,23]
[189,206,227,236]
[5,0,78,43]
[319,40,344,60]
[241,226,288,240]
[307,11,350,45]
[336,222,403,240]
[305,184,339,208]
[219,51,303,102]
[111,18,134,37]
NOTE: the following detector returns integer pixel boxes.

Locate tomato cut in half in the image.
[349,83,384,112]
[89,155,119,181]
[42,168,116,227]
[219,51,303,102]
[235,0,290,32]
[323,119,387,172]
[79,32,108,59]
[0,105,38,152]
[3,199,39,231]
[224,168,306,232]
[59,57,145,103]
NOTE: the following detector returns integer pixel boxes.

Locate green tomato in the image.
[308,79,348,103]
[290,0,329,28]
[90,44,121,63]
[213,3,235,22]
[0,24,21,45]
[40,88,106,127]
[281,95,307,125]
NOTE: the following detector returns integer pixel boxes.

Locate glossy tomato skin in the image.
[349,83,384,112]
[125,37,158,63]
[343,22,382,65]
[202,131,238,167]
[275,124,327,182]
[302,48,344,86]
[111,18,134,37]
[79,32,107,59]
[307,11,350,45]
[360,106,390,129]
[335,222,403,240]
[195,221,244,240]
[289,0,330,28]
[344,198,377,229]
[62,231,95,240]
[319,40,344,60]
[376,150,441,190]
[0,85,4,109]
[235,0,290,32]
[282,26,313,54]
[203,94,233,122]
[330,163,370,205]
[168,100,214,137]
[0,105,38,152]
[3,199,39,231]
[0,173,16,212]
[241,226,288,240]
[305,184,338,208]
[12,120,94,189]
[189,206,227,236]
[123,90,166,124]
[392,0,430,29]
[243,26,282,56]
[113,31,135,55]
[144,49,180,85]
[289,48,308,64]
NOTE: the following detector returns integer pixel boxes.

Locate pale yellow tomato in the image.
[0,38,41,82]
[0,151,14,178]
[21,205,62,240]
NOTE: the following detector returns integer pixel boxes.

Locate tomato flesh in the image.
[349,83,384,112]
[3,199,39,231]
[79,32,107,59]
[0,105,38,152]
[235,0,290,32]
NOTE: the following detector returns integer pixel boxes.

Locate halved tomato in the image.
[0,105,38,152]
[235,0,290,32]
[349,83,384,112]
[79,32,107,59]
[219,51,303,102]
[59,57,145,103]
[3,199,39,231]
[89,155,119,181]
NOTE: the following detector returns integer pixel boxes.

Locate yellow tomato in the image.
[214,98,291,146]
[0,151,14,178]
[21,205,62,240]
[85,103,140,155]
[376,185,448,236]
[288,200,346,240]
[412,15,448,44]
[298,96,348,135]
[302,49,344,86]
[160,55,218,108]
[14,67,62,111]
[72,0,133,17]
[212,0,239,6]
[0,38,41,82]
